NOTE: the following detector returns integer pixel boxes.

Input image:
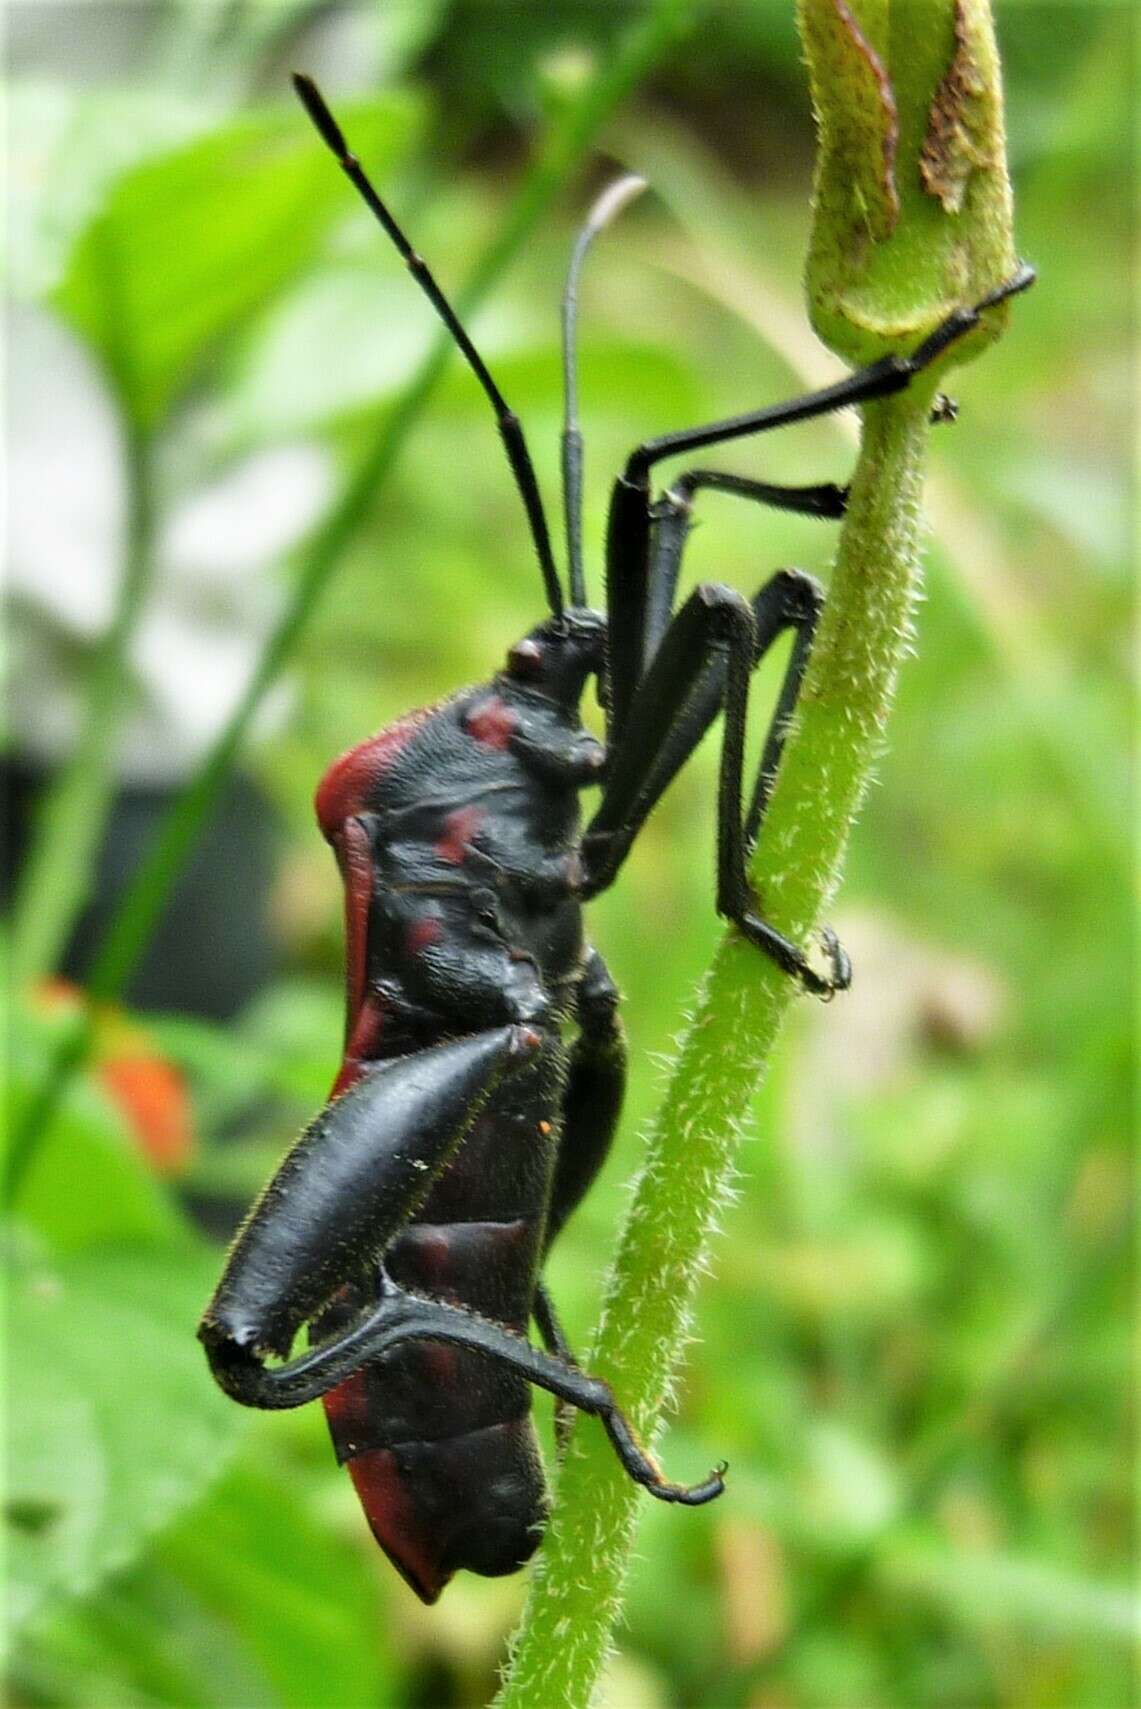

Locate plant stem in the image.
[4,0,697,1201]
[496,384,934,1709]
[500,3,1024,1695]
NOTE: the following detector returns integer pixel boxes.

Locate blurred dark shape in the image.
[2,759,278,1019]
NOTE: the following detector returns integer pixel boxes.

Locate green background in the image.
[6,3,1134,1706]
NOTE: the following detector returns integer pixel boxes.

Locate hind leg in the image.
[274,1276,726,1507]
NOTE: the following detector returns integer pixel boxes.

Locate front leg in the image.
[380,884,553,1028]
[509,723,607,787]
[603,265,1035,741]
[643,470,846,668]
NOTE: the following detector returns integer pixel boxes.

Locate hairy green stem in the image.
[497,386,934,1709]
[4,0,697,1199]
[499,1,1022,1697]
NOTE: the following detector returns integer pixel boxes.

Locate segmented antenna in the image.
[561,173,646,608]
[293,73,564,617]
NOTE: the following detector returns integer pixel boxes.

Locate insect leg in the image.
[643,468,845,670]
[630,265,1036,477]
[604,264,1034,741]
[584,576,845,995]
[533,1283,573,1362]
[529,949,625,1447]
[249,1276,726,1506]
[546,948,627,1249]
[532,1281,577,1448]
[199,1024,543,1401]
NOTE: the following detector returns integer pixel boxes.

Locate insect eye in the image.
[507,638,544,679]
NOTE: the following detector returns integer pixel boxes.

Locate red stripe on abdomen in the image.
[343,1418,547,1603]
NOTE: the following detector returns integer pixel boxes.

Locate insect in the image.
[199,74,1034,1603]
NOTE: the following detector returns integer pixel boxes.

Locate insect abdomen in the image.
[323,1231,549,1602]
[322,1058,561,1601]
[329,1404,547,1602]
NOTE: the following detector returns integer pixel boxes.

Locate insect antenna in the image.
[561,173,646,608]
[293,72,564,617]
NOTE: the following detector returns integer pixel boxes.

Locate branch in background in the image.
[497,3,1026,1703]
[9,228,154,991]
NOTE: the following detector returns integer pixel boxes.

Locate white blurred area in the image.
[6,302,333,785]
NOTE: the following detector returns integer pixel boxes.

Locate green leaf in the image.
[799,1420,900,1550]
[157,1459,393,1708]
[236,979,345,1105]
[230,267,434,441]
[10,1088,188,1255]
[53,93,419,426]
[7,1008,188,1253]
[9,82,211,300]
[880,1533,1140,1643]
[11,1456,394,1709]
[6,1237,239,1639]
[10,1564,275,1709]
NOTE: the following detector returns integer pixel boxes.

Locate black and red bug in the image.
[199,75,1035,1603]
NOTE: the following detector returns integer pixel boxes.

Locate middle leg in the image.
[642,469,847,668]
[583,576,848,996]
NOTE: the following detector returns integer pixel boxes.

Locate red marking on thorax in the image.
[330,1059,362,1100]
[405,916,443,956]
[435,805,483,864]
[315,709,430,839]
[464,695,518,750]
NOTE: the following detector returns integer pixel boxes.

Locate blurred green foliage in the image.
[4,3,1133,1707]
